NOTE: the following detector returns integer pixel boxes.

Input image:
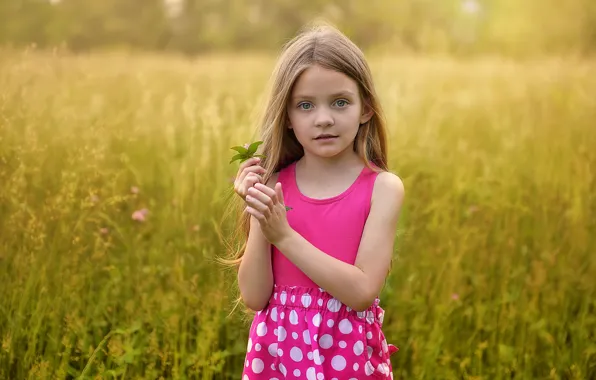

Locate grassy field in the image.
[0,50,595,379]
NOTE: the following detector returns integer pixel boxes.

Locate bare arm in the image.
[274,172,405,311]
[237,173,279,311]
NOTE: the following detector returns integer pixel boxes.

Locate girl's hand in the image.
[245,182,293,245]
[233,157,267,200]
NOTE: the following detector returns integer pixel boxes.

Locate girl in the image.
[229,23,404,379]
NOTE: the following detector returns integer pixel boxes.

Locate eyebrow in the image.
[291,90,357,100]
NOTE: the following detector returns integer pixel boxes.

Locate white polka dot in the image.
[365,361,375,375]
[313,313,322,327]
[292,332,298,339]
[277,348,283,356]
[245,360,248,367]
[353,341,364,355]
[313,349,322,365]
[247,338,252,352]
[367,346,373,358]
[317,373,324,380]
[314,334,318,341]
[279,363,287,377]
[268,343,278,357]
[278,326,287,341]
[291,295,295,303]
[306,367,316,380]
[302,294,312,307]
[382,363,390,375]
[307,351,313,360]
[331,355,346,371]
[251,358,264,374]
[338,319,353,334]
[280,312,285,319]
[353,363,359,371]
[255,343,261,351]
[377,363,385,374]
[257,322,267,337]
[319,334,333,349]
[382,339,388,353]
[327,319,334,327]
[290,347,304,362]
[379,311,385,324]
[357,311,366,319]
[274,292,277,299]
[327,298,341,312]
[271,363,275,370]
[243,375,249,380]
[317,299,323,306]
[367,331,373,340]
[294,369,301,377]
[290,310,299,325]
[366,311,375,324]
[280,291,287,305]
[339,340,347,348]
[359,325,363,333]
[271,308,278,322]
[303,330,311,344]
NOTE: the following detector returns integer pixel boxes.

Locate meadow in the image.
[0,50,595,379]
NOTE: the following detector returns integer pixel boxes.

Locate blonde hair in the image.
[220,22,389,316]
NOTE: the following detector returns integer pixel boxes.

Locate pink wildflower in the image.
[131,186,140,194]
[451,293,460,300]
[100,227,109,235]
[132,208,149,222]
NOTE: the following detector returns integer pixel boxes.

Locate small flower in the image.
[132,208,149,222]
[99,227,109,235]
[130,186,140,194]
[451,293,460,300]
[243,143,250,149]
[90,195,99,203]
[191,225,200,232]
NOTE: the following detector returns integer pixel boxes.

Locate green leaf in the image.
[229,153,244,163]
[230,146,249,154]
[247,140,263,154]
[254,154,267,159]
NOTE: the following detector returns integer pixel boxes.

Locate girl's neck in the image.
[296,151,363,179]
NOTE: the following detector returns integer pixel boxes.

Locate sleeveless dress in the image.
[241,161,398,379]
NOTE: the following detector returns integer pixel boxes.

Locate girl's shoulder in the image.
[371,170,405,204]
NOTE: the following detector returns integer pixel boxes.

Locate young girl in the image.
[230,23,404,379]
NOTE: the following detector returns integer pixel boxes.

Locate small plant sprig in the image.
[230,140,292,211]
[229,141,266,163]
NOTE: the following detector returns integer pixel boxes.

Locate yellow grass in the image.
[0,50,595,379]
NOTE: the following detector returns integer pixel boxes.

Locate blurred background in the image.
[2,0,596,56]
[0,1,595,379]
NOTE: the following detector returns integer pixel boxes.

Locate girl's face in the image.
[287,65,372,160]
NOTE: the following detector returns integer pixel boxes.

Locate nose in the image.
[314,107,334,128]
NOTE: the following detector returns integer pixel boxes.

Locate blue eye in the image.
[335,99,349,107]
[298,102,312,110]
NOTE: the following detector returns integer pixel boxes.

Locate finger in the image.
[240,165,266,184]
[245,173,263,187]
[237,157,262,176]
[254,182,277,202]
[247,187,274,209]
[275,182,285,206]
[245,195,272,216]
[245,206,265,221]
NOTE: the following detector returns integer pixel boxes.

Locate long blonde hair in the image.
[220,22,390,315]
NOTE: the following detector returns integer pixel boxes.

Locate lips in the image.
[315,135,338,139]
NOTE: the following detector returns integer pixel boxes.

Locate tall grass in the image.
[0,50,594,379]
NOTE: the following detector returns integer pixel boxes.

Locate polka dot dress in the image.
[242,285,398,379]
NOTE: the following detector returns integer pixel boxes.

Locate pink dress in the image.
[242,161,398,379]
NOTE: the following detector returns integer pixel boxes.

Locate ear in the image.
[360,102,374,125]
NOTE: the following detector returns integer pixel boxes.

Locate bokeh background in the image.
[1,1,595,379]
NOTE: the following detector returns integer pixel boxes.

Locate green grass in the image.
[0,50,595,379]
